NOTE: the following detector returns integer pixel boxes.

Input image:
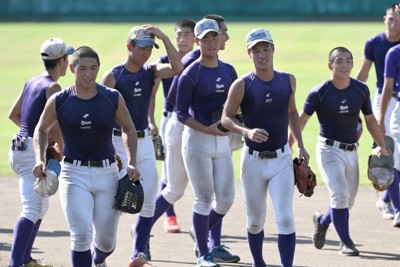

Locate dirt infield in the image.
[0,176,399,267]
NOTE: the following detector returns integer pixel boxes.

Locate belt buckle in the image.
[259,150,277,159]
[87,160,91,167]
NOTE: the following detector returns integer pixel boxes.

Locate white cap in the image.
[246,28,273,49]
[194,19,220,39]
[128,26,159,49]
[40,38,74,60]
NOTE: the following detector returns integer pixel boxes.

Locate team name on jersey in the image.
[80,113,92,129]
[215,77,225,93]
[133,81,142,97]
[265,93,272,103]
[339,98,349,114]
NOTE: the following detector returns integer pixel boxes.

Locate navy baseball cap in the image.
[128,26,159,49]
[40,38,74,60]
[246,28,274,49]
[194,19,220,39]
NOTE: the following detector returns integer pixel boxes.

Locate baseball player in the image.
[356,3,400,220]
[299,47,387,256]
[101,25,183,266]
[222,28,309,267]
[8,37,73,267]
[173,18,237,267]
[378,36,400,227]
[157,14,240,263]
[152,18,196,233]
[32,46,140,267]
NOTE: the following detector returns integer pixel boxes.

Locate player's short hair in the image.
[71,46,100,67]
[328,46,353,63]
[203,14,225,28]
[175,19,196,32]
[387,3,397,12]
[42,55,67,70]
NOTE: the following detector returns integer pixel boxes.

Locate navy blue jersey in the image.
[241,71,292,151]
[303,78,372,144]
[111,64,155,130]
[167,48,201,108]
[20,73,55,137]
[176,59,237,125]
[159,55,174,112]
[55,84,119,160]
[384,44,400,97]
[364,32,400,89]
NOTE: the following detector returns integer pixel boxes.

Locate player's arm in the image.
[221,78,267,142]
[46,82,64,150]
[355,58,373,82]
[146,25,183,79]
[100,70,116,88]
[148,65,162,136]
[364,113,388,157]
[379,76,394,134]
[32,95,58,178]
[8,90,23,127]
[115,93,141,182]
[287,74,310,162]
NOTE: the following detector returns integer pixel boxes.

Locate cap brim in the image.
[196,29,220,39]
[47,159,61,177]
[135,40,159,49]
[247,39,273,49]
[384,135,395,154]
[66,46,75,55]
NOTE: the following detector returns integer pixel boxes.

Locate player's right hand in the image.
[246,128,269,143]
[127,165,141,182]
[208,121,231,136]
[32,161,46,178]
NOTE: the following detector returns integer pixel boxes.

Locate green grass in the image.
[0,22,383,185]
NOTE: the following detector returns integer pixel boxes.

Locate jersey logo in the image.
[80,113,92,129]
[265,93,272,103]
[133,81,142,97]
[215,77,225,93]
[339,98,349,114]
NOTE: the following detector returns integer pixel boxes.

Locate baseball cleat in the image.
[196,253,220,267]
[312,210,328,249]
[393,212,400,227]
[128,252,153,267]
[376,199,395,220]
[93,262,107,267]
[25,259,53,267]
[338,241,359,256]
[164,215,181,233]
[209,244,240,263]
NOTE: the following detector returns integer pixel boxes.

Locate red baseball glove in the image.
[293,157,317,197]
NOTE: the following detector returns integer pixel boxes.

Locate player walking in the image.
[299,47,387,256]
[32,46,140,267]
[8,37,73,267]
[174,18,237,267]
[356,3,400,221]
[222,28,309,267]
[101,24,183,266]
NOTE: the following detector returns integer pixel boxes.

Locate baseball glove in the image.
[152,134,165,161]
[293,157,317,197]
[115,154,123,172]
[46,139,62,163]
[113,174,144,214]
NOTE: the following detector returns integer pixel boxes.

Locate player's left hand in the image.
[126,165,141,182]
[148,122,159,136]
[373,145,389,158]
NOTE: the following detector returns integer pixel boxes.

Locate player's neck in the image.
[124,58,141,73]
[332,77,351,89]
[254,67,274,82]
[385,30,400,42]
[46,69,61,82]
[199,55,218,67]
[72,84,98,99]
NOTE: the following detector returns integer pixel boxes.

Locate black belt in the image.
[64,156,116,167]
[248,147,285,159]
[378,89,398,98]
[113,129,146,138]
[163,111,172,117]
[325,139,357,151]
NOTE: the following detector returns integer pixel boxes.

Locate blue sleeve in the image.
[176,74,195,124]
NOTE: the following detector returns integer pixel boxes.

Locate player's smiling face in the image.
[329,51,353,79]
[248,42,274,69]
[71,57,99,90]
[198,31,221,58]
[175,26,195,55]
[129,43,152,66]
[385,9,400,36]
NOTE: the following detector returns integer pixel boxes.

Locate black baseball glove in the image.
[293,157,317,197]
[152,134,165,161]
[113,174,144,214]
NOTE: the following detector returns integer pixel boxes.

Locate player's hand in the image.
[143,25,167,41]
[126,165,141,182]
[245,128,269,143]
[32,161,46,178]
[297,147,310,164]
[207,121,231,136]
[148,122,159,136]
[373,145,389,158]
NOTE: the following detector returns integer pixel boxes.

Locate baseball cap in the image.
[128,26,159,49]
[368,135,395,191]
[194,19,220,39]
[40,38,74,60]
[246,28,274,49]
